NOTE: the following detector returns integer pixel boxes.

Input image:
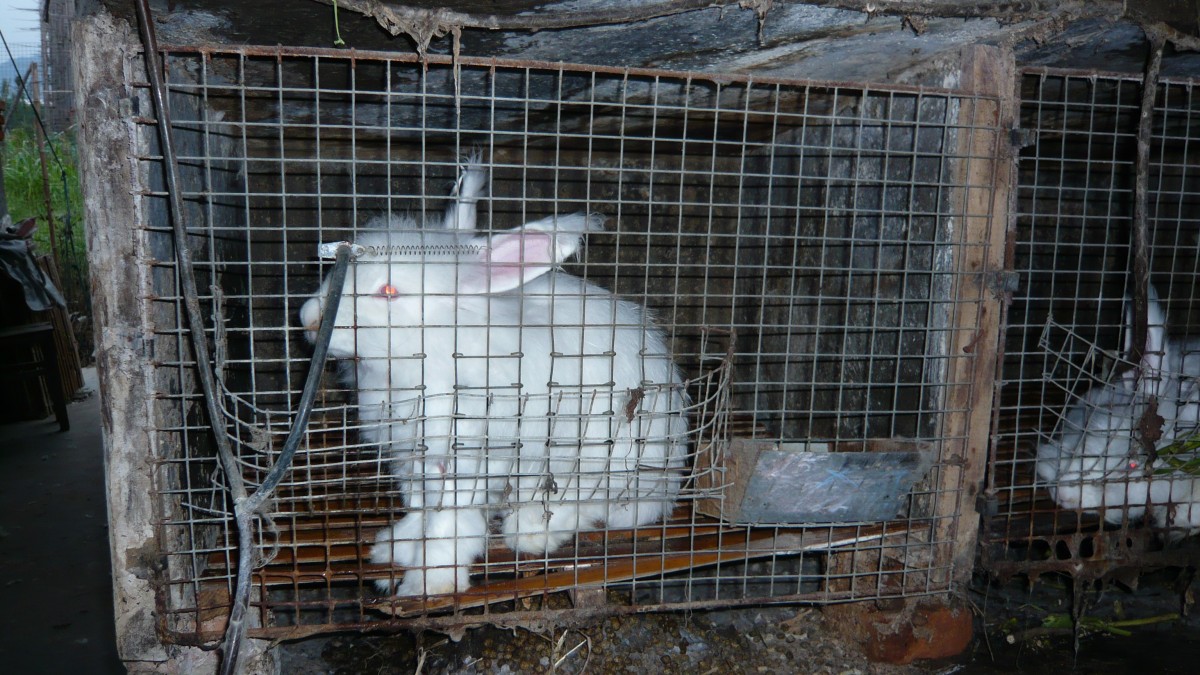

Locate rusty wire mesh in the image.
[128,45,1001,641]
[981,68,1200,583]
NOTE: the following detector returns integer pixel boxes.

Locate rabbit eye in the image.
[377,283,401,299]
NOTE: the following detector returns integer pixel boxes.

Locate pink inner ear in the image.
[461,231,556,294]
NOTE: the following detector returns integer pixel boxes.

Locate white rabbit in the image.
[300,157,689,596]
[1119,285,1200,537]
[1118,285,1200,430]
[1034,382,1151,524]
[1145,473,1200,540]
[1036,284,1200,533]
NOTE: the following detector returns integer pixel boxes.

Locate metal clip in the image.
[976,492,998,519]
[986,269,1020,295]
[317,241,365,260]
[1010,127,1037,149]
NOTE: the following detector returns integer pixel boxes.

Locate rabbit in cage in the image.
[299,156,689,596]
[1035,284,1200,535]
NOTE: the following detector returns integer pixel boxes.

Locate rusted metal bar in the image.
[144,41,993,99]
[1130,30,1166,460]
[1020,63,1197,85]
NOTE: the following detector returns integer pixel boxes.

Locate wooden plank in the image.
[367,523,904,617]
[200,495,912,613]
[205,504,730,572]
[932,44,1017,588]
[37,248,84,399]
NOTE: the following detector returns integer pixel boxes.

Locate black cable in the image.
[133,3,353,671]
[132,0,250,668]
[131,0,247,498]
[221,243,351,675]
[246,246,351,514]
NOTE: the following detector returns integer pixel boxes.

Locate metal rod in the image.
[140,41,983,99]
[28,63,62,277]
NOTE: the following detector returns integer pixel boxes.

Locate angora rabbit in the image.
[300,158,689,596]
[1035,284,1200,535]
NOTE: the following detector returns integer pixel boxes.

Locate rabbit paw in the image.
[392,566,469,597]
[369,514,424,594]
[369,510,481,596]
[502,504,574,554]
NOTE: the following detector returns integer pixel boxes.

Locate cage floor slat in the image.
[984,508,1107,539]
[244,524,782,588]
[365,523,901,617]
[206,504,750,576]
[185,521,910,639]
[206,416,918,607]
[203,495,904,603]
[201,405,917,624]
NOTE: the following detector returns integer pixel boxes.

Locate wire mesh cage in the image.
[40,0,77,133]
[112,45,1008,642]
[982,68,1200,582]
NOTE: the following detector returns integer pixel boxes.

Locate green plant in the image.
[4,128,76,242]
[1040,611,1179,637]
[2,126,88,307]
[1154,432,1200,475]
[1,78,39,130]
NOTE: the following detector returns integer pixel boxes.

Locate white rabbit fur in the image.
[1035,284,1200,537]
[300,158,689,596]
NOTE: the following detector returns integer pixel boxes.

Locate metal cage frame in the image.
[981,66,1200,583]
[78,32,1011,652]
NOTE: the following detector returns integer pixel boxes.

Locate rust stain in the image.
[623,386,645,423]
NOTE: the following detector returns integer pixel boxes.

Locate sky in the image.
[0,0,42,46]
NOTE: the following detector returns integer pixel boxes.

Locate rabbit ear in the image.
[457,214,602,295]
[1122,284,1168,389]
[458,229,556,294]
[515,213,603,261]
[440,153,488,231]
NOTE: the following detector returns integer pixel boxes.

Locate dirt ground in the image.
[279,603,941,675]
[274,566,1200,674]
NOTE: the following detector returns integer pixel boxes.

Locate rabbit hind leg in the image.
[500,500,589,555]
[370,508,485,596]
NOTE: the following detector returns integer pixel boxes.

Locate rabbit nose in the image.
[300,298,322,331]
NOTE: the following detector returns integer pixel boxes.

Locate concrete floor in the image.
[0,368,124,673]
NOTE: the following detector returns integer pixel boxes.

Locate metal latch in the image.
[986,269,1019,295]
[317,241,365,260]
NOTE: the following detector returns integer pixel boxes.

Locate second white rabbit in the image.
[1035,284,1200,536]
